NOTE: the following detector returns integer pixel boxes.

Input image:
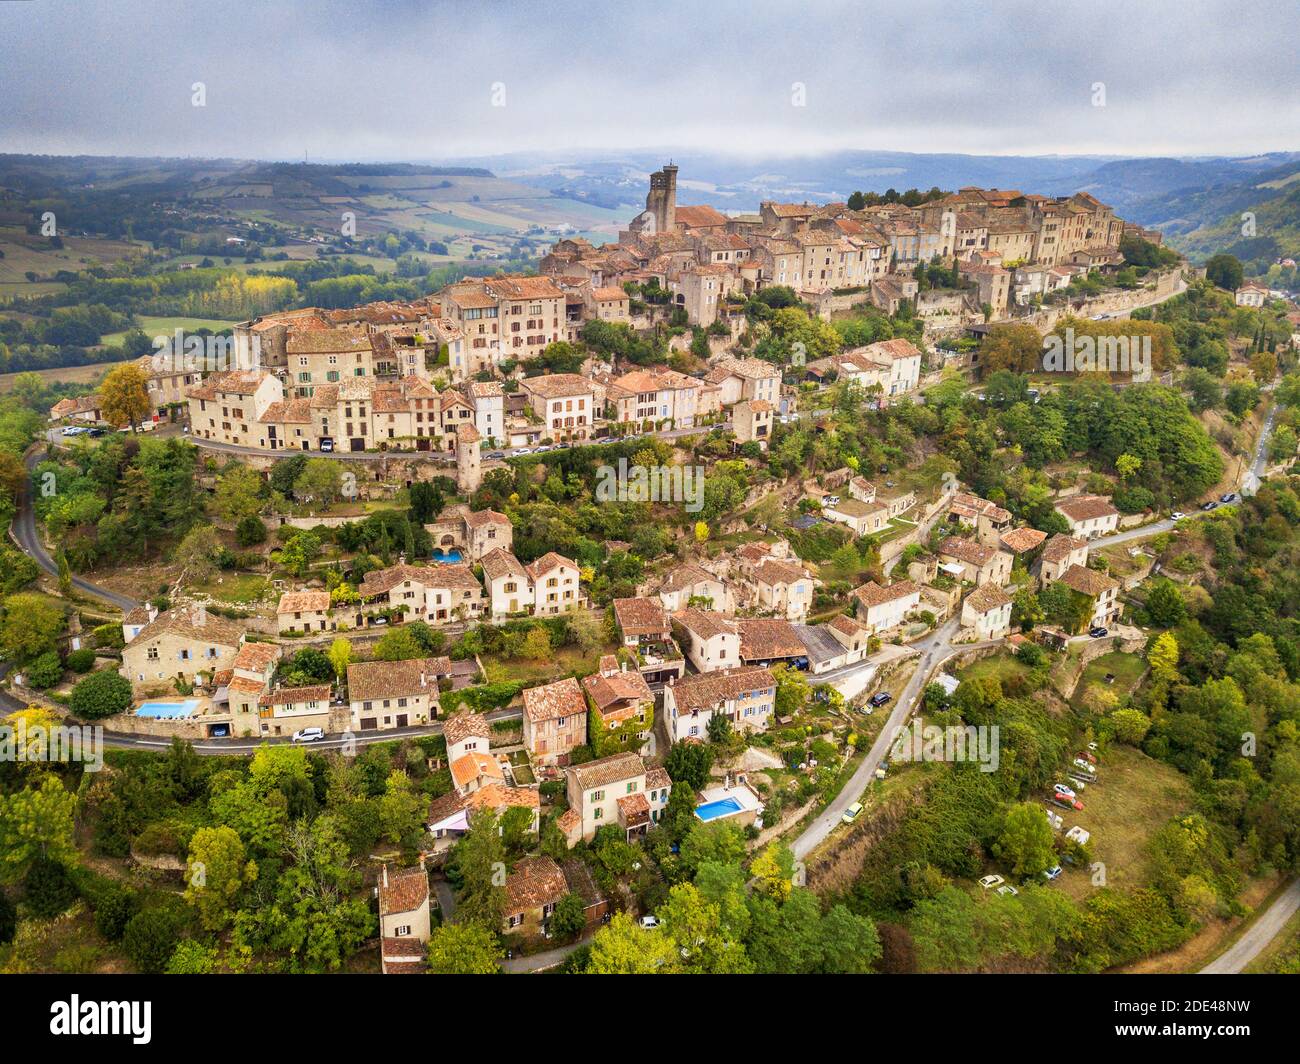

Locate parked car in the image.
[511,448,530,456]
[639,915,660,929]
[1066,775,1088,791]
[1053,783,1076,798]
[292,727,325,743]
[842,801,864,824]
[1171,511,1186,520]
[997,884,1019,897]
[824,495,840,506]
[1043,808,1064,830]
[1052,793,1084,811]
[487,451,505,459]
[1220,492,1238,503]
[868,691,892,708]
[1042,864,1063,881]
[978,874,1005,890]
[1077,750,1098,764]
[1072,758,1096,776]
[1065,826,1091,846]
[319,437,334,452]
[1088,626,1109,638]
[1200,500,1218,511]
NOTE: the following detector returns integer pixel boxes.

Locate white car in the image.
[978,874,1005,891]
[1042,865,1063,881]
[639,915,660,929]
[1171,511,1186,520]
[996,884,1019,897]
[511,448,530,456]
[1072,759,1096,776]
[292,727,325,743]
[1066,826,1091,846]
[1053,783,1076,799]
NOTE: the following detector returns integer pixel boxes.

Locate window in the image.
[508,914,522,928]
[394,925,411,937]
[593,807,602,819]
[591,789,604,801]
[626,781,637,793]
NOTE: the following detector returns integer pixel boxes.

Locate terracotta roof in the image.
[737,618,805,660]
[504,856,568,914]
[466,783,539,814]
[1057,563,1120,597]
[1000,527,1048,554]
[852,580,921,610]
[568,752,645,793]
[481,548,528,582]
[525,552,577,581]
[675,204,729,228]
[277,590,331,614]
[1055,495,1119,522]
[347,657,451,702]
[1041,533,1089,563]
[673,608,737,641]
[964,583,1012,614]
[582,667,653,714]
[617,791,650,827]
[442,711,491,748]
[521,676,585,723]
[660,564,719,594]
[464,509,510,529]
[378,865,429,916]
[132,606,244,650]
[668,665,776,713]
[260,683,331,707]
[752,559,809,587]
[645,766,671,791]
[939,536,997,567]
[950,491,1012,523]
[522,373,593,399]
[450,751,504,791]
[613,597,668,635]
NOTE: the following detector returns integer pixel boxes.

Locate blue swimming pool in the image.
[135,699,200,719]
[431,549,463,564]
[695,797,744,822]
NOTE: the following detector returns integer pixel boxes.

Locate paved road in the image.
[501,934,592,973]
[8,447,137,612]
[1200,878,1300,974]
[791,617,1005,861]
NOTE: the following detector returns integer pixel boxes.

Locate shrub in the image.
[65,647,96,673]
[91,622,125,650]
[123,908,184,974]
[235,515,267,546]
[24,856,79,919]
[24,650,64,689]
[69,669,133,719]
[92,885,137,941]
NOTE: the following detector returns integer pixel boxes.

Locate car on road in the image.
[62,426,87,436]
[1200,500,1218,511]
[1042,864,1063,881]
[842,801,864,824]
[1052,793,1084,811]
[319,437,334,452]
[997,884,1019,897]
[1053,783,1076,798]
[639,915,660,929]
[1088,626,1108,638]
[1220,492,1238,503]
[511,447,530,456]
[292,727,325,743]
[978,874,1005,890]
[868,691,892,708]
[1171,511,1186,520]
[487,451,505,459]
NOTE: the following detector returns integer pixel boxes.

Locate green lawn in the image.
[1072,651,1147,712]
[191,572,271,605]
[957,652,1033,689]
[481,645,611,686]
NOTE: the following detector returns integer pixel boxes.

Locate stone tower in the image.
[455,423,482,495]
[645,163,678,234]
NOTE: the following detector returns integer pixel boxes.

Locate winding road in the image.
[1200,879,1300,974]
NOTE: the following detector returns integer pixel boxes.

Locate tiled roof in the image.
[660,564,718,594]
[939,536,997,567]
[1055,495,1119,522]
[231,640,281,673]
[347,657,451,702]
[378,865,429,916]
[617,791,650,827]
[752,559,808,587]
[1000,527,1048,554]
[964,583,1012,614]
[582,667,653,714]
[277,590,332,614]
[481,548,528,582]
[521,676,585,723]
[737,618,805,660]
[442,711,491,748]
[613,597,668,635]
[133,605,245,649]
[260,683,331,707]
[852,580,920,610]
[1041,533,1089,563]
[645,766,671,791]
[525,552,577,581]
[466,783,539,814]
[668,665,776,713]
[672,608,737,641]
[464,508,510,528]
[504,856,567,914]
[1058,563,1120,598]
[568,752,645,793]
[451,751,504,791]
[522,373,593,399]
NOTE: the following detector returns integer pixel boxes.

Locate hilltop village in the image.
[10,161,1300,977]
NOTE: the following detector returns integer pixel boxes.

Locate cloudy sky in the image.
[1,0,1297,162]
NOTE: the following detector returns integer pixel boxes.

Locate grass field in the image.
[99,315,238,346]
[1071,650,1147,712]
[957,651,1033,689]
[1056,744,1193,902]
[0,360,130,393]
[481,644,611,687]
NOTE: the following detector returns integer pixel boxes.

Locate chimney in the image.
[146,603,159,623]
[420,671,427,687]
[381,865,389,890]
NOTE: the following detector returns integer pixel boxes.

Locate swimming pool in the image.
[135,699,200,719]
[694,796,744,822]
[431,549,463,564]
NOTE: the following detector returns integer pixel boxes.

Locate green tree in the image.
[123,907,184,973]
[1,592,65,662]
[426,920,503,974]
[995,801,1057,878]
[550,893,588,939]
[585,912,682,973]
[0,776,78,879]
[185,826,257,931]
[68,669,134,719]
[328,637,352,681]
